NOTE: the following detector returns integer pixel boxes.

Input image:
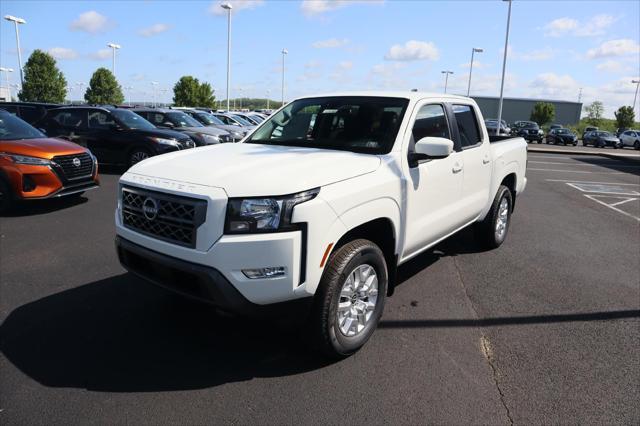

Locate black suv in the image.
[35,106,195,166]
[513,121,543,143]
[0,101,61,125]
[132,108,233,145]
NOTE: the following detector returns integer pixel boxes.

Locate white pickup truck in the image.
[115,92,527,358]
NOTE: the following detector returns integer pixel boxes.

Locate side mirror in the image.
[108,123,121,131]
[409,137,454,167]
[163,122,175,128]
[38,128,47,135]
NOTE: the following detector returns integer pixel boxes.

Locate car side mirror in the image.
[163,122,175,128]
[38,128,47,135]
[108,123,122,131]
[409,137,454,167]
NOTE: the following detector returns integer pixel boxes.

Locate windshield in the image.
[111,109,156,130]
[230,114,254,126]
[522,122,539,129]
[598,131,613,137]
[246,96,409,154]
[166,112,203,128]
[248,115,264,123]
[0,112,46,140]
[556,129,571,134]
[195,112,225,125]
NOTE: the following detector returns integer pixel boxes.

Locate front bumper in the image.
[116,236,311,316]
[1,162,99,200]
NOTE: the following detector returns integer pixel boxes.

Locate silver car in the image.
[133,108,234,145]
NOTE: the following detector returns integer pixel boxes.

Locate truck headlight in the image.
[0,152,52,166]
[225,188,319,234]
[200,133,220,144]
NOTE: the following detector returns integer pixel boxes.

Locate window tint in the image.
[51,110,86,129]
[1,105,18,115]
[146,113,166,126]
[412,104,450,142]
[453,104,482,148]
[18,106,43,124]
[88,111,115,129]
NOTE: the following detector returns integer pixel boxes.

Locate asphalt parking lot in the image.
[1,153,639,424]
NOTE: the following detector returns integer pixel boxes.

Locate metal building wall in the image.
[471,96,582,126]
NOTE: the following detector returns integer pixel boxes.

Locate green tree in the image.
[172,76,216,107]
[584,101,604,126]
[18,49,67,103]
[530,102,555,126]
[196,82,216,108]
[614,106,635,129]
[84,67,124,104]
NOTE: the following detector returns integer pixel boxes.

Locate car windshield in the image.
[248,115,264,123]
[556,129,571,134]
[111,109,156,130]
[166,112,203,128]
[195,112,225,125]
[230,115,254,126]
[599,131,612,137]
[246,96,409,154]
[0,112,46,140]
[522,122,539,129]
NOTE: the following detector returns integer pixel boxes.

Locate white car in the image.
[115,92,527,358]
[619,130,640,149]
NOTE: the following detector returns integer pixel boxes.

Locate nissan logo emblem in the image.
[142,197,159,221]
[72,157,81,167]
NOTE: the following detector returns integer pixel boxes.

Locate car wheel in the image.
[129,148,152,167]
[474,185,512,249]
[0,178,14,214]
[634,141,640,150]
[311,239,387,359]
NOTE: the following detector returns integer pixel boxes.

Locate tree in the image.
[584,101,604,126]
[172,76,216,107]
[84,67,124,104]
[614,106,635,130]
[18,49,67,103]
[530,102,555,126]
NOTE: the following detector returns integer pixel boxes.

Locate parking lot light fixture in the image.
[496,0,512,136]
[0,67,14,100]
[107,43,121,76]
[441,70,453,93]
[467,47,483,97]
[151,81,159,107]
[4,15,26,85]
[221,2,232,112]
[281,49,288,106]
[632,80,640,114]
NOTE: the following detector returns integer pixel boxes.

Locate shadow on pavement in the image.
[1,195,89,218]
[573,156,640,176]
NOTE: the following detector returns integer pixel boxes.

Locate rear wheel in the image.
[311,239,387,359]
[0,178,14,214]
[634,141,640,150]
[475,185,512,249]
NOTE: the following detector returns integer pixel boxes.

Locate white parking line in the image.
[609,198,638,207]
[529,168,623,174]
[529,161,640,169]
[545,179,640,186]
[584,195,640,222]
[566,182,640,196]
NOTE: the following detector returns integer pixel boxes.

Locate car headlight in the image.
[538,129,544,135]
[150,137,180,147]
[200,133,220,144]
[225,188,319,234]
[0,152,52,166]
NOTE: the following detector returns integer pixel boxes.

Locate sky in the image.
[0,0,639,117]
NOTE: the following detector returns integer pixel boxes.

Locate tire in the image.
[0,178,14,214]
[129,148,152,167]
[474,185,512,249]
[634,141,640,150]
[310,239,388,359]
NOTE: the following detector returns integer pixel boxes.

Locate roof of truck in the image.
[293,91,472,102]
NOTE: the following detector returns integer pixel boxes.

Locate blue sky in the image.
[0,0,638,117]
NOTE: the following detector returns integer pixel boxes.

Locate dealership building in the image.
[471,96,583,126]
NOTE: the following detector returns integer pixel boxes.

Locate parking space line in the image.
[565,183,640,196]
[609,198,638,207]
[529,161,640,169]
[529,168,623,174]
[584,195,640,222]
[545,179,640,186]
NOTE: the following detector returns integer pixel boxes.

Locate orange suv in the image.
[0,109,99,213]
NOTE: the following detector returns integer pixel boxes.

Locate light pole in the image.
[4,15,26,85]
[125,86,133,106]
[0,67,13,101]
[239,87,243,110]
[632,80,640,115]
[221,2,232,112]
[467,47,483,97]
[441,70,453,93]
[75,82,85,103]
[496,0,512,135]
[151,81,159,107]
[281,48,288,106]
[266,89,271,110]
[107,43,121,76]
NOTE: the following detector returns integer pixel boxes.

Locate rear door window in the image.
[88,111,116,129]
[452,104,482,148]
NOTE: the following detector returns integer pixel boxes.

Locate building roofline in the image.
[470,95,582,106]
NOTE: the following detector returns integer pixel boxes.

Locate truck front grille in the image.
[52,153,94,180]
[121,186,207,248]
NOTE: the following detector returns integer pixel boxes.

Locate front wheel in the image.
[475,185,512,249]
[129,148,152,167]
[311,239,387,359]
[634,141,640,150]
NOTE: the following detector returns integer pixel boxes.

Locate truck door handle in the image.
[483,157,491,164]
[452,164,463,173]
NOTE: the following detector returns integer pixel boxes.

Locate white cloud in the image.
[544,14,615,37]
[138,23,171,37]
[48,47,78,60]
[528,73,580,97]
[595,60,630,74]
[69,11,111,34]
[89,49,112,60]
[208,0,264,15]
[312,38,349,49]
[384,40,439,62]
[460,60,489,70]
[338,61,353,70]
[301,0,383,17]
[586,39,640,59]
[518,48,555,61]
[543,17,578,37]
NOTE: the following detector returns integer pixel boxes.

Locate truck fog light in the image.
[242,267,286,279]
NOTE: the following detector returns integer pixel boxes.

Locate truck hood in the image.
[126,142,381,197]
